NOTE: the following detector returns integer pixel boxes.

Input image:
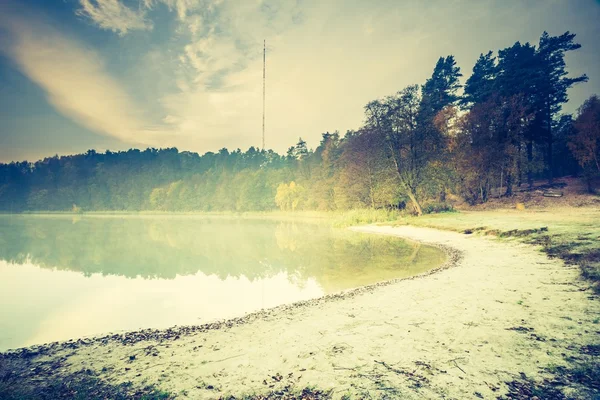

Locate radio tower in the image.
[262,39,266,151]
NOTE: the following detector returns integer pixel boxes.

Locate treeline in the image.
[1,31,599,214]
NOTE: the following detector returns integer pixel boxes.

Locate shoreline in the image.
[0,231,461,357]
[2,224,599,399]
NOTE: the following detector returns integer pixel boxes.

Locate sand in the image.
[6,225,600,399]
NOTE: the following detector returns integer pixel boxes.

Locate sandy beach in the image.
[2,224,599,399]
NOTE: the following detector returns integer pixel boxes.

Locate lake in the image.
[0,215,445,350]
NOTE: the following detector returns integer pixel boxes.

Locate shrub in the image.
[423,202,454,214]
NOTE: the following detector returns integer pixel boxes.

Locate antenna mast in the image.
[262,39,266,151]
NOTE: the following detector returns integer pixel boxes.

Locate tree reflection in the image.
[0,215,445,292]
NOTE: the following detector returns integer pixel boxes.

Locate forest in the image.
[0,31,599,215]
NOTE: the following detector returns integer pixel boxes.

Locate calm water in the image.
[0,215,445,350]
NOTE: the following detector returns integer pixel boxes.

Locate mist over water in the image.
[0,215,445,350]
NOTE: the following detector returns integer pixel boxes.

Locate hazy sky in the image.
[0,0,599,162]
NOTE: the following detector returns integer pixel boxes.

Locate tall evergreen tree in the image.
[496,41,542,187]
[462,51,497,106]
[420,55,463,117]
[419,55,462,200]
[536,31,588,183]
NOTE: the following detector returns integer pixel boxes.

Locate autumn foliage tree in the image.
[569,95,600,192]
[275,181,305,211]
[365,85,431,215]
[334,129,398,209]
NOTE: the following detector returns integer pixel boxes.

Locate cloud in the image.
[0,8,165,147]
[145,0,219,21]
[77,0,153,35]
[153,0,416,152]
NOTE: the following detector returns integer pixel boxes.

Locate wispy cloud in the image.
[0,7,163,146]
[77,0,152,35]
[145,0,220,21]
[154,0,406,151]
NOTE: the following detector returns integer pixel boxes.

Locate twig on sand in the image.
[374,360,403,375]
[208,353,246,364]
[384,321,400,329]
[333,363,367,371]
[450,359,466,374]
[374,360,430,390]
[139,362,167,372]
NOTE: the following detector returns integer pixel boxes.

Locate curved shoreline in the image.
[1,227,461,357]
[2,225,598,399]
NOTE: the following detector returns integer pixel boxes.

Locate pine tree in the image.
[496,41,541,187]
[420,55,463,117]
[419,55,463,201]
[462,51,497,106]
[536,31,588,183]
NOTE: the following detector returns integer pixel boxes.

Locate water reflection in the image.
[0,215,445,350]
[0,261,322,350]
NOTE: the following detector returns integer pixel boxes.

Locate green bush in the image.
[423,202,454,214]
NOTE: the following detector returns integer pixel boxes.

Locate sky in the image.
[0,0,599,163]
